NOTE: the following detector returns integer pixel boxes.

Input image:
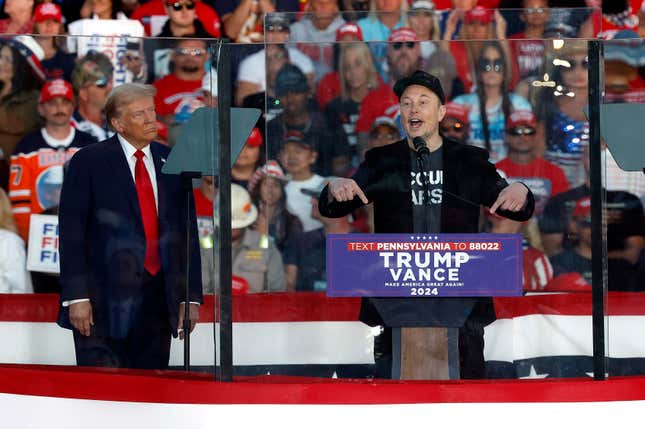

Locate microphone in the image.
[412,136,429,157]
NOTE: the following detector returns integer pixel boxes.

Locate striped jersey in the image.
[9,128,96,241]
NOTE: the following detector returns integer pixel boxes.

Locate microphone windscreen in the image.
[412,136,429,155]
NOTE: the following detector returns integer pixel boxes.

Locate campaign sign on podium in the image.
[326,233,523,297]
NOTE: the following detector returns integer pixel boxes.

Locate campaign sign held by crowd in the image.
[27,214,60,274]
[326,234,522,297]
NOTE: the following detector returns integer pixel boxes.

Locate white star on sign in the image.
[519,365,549,379]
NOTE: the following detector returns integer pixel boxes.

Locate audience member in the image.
[357,0,407,43]
[268,64,351,177]
[70,51,114,142]
[284,181,353,291]
[258,43,290,120]
[0,0,35,34]
[452,40,531,162]
[78,0,139,20]
[201,69,218,107]
[32,3,76,82]
[290,0,346,81]
[153,38,207,128]
[439,101,470,144]
[509,0,548,83]
[278,129,326,232]
[131,0,221,36]
[0,36,46,190]
[235,13,314,106]
[603,30,645,103]
[9,79,96,241]
[535,42,589,187]
[316,22,365,110]
[233,128,264,188]
[548,196,592,284]
[0,188,33,293]
[593,0,638,40]
[210,183,285,293]
[444,7,514,93]
[496,110,569,217]
[408,0,440,44]
[248,160,303,255]
[193,175,216,293]
[217,0,300,42]
[488,210,553,292]
[325,42,380,162]
[353,29,422,156]
[366,115,400,151]
[155,0,215,37]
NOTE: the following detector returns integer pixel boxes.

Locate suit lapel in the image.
[104,136,143,224]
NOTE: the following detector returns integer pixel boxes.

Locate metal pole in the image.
[217,39,233,382]
[588,40,607,381]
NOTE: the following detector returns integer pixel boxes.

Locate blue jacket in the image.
[57,135,202,338]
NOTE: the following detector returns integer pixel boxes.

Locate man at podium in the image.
[318,70,535,379]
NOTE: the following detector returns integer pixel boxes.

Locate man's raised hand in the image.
[328,178,369,204]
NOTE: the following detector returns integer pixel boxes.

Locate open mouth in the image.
[409,118,423,130]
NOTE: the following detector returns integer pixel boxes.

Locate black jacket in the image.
[319,137,535,327]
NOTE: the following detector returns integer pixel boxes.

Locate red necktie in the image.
[134,150,161,275]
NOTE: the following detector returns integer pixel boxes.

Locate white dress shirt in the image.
[117,134,159,212]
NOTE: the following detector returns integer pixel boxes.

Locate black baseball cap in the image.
[393,70,445,104]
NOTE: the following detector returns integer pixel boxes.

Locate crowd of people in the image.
[0,0,643,295]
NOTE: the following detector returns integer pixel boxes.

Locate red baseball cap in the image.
[573,196,591,219]
[464,6,493,24]
[506,110,536,129]
[443,102,470,124]
[34,3,63,23]
[246,128,263,148]
[388,28,418,43]
[336,23,363,41]
[39,79,74,104]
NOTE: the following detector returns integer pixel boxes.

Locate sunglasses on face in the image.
[560,57,589,71]
[175,47,206,56]
[507,126,536,136]
[479,58,504,73]
[167,1,195,11]
[392,41,416,51]
[440,122,465,133]
[266,23,289,32]
[525,7,546,14]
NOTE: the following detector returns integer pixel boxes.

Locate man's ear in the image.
[438,104,447,122]
[310,150,318,164]
[37,103,45,118]
[110,116,123,134]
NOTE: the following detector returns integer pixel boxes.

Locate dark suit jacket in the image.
[57,135,203,338]
[318,137,535,327]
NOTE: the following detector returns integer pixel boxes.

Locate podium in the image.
[369,298,476,380]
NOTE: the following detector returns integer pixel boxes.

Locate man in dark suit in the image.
[57,83,202,369]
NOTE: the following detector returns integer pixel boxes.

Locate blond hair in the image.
[105,83,156,128]
[0,189,17,233]
[339,42,379,100]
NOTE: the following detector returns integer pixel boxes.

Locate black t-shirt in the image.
[550,249,592,284]
[411,146,443,233]
[41,50,76,82]
[324,97,361,148]
[282,228,326,291]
